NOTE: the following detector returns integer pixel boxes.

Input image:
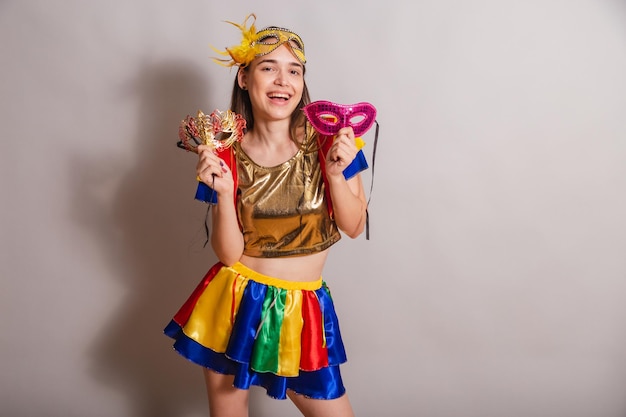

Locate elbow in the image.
[217,255,241,267]
[343,225,365,239]
[214,249,243,267]
[211,239,244,266]
[338,216,366,239]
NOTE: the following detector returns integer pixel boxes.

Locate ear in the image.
[237,68,248,90]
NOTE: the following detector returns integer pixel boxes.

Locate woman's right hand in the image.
[196,145,234,197]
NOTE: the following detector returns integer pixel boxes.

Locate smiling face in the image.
[237,43,305,126]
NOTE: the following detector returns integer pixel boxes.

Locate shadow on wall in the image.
[73,62,218,417]
[72,60,293,417]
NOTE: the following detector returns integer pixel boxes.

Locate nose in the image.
[275,71,288,87]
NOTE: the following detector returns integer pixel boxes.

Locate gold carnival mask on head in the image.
[212,14,306,68]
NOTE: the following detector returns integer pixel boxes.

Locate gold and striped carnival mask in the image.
[212,14,306,68]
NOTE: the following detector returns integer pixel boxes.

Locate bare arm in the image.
[327,173,367,238]
[196,145,244,265]
[210,194,244,265]
[324,127,368,238]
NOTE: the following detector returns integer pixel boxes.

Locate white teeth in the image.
[269,93,289,99]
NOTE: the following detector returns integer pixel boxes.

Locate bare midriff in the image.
[239,249,329,282]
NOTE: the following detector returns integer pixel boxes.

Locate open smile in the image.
[268,92,291,102]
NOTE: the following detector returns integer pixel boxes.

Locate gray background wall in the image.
[2,1,626,416]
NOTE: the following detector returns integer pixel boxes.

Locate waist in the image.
[239,250,328,282]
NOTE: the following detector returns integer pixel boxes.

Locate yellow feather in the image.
[211,13,259,67]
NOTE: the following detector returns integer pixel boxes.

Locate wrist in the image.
[210,184,233,204]
[326,171,346,185]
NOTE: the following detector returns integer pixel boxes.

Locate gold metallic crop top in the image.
[235,143,341,257]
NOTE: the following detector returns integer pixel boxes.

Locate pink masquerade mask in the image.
[303,101,377,137]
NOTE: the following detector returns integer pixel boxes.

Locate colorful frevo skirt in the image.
[163,261,347,400]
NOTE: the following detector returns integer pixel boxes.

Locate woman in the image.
[165,15,367,417]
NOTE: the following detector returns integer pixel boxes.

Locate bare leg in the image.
[203,368,250,417]
[287,391,355,417]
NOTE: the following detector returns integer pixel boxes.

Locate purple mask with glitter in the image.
[303,101,377,137]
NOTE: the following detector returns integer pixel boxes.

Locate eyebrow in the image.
[258,59,303,69]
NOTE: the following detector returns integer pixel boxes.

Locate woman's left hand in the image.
[325,126,358,178]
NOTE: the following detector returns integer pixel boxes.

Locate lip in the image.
[267,91,292,105]
[268,90,291,97]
